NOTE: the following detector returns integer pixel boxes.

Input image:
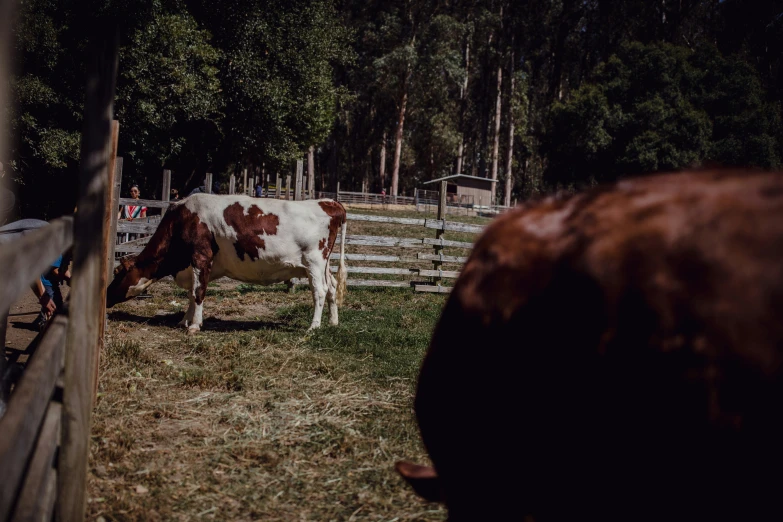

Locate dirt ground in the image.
[4,285,71,354]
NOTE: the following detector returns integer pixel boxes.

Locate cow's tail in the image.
[336,218,348,306]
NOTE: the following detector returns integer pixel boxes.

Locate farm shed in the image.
[422,174,497,209]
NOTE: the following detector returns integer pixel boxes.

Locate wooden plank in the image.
[0,309,8,418]
[205,173,213,194]
[107,157,123,279]
[116,221,159,233]
[11,402,61,522]
[113,245,145,254]
[415,284,452,294]
[346,213,426,226]
[295,159,303,201]
[117,197,170,209]
[418,253,469,264]
[347,279,412,288]
[417,269,461,279]
[0,217,74,316]
[336,234,424,247]
[424,219,485,234]
[161,169,171,217]
[116,234,150,247]
[422,237,474,249]
[0,317,66,522]
[329,266,415,276]
[329,253,402,262]
[97,119,119,402]
[59,29,119,522]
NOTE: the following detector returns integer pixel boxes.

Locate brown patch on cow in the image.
[107,204,218,307]
[223,203,280,261]
[318,200,346,260]
[318,237,328,260]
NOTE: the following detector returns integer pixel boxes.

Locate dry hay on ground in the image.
[90,278,446,521]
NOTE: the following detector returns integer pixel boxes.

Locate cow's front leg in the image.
[175,268,195,327]
[187,263,211,334]
[178,294,196,327]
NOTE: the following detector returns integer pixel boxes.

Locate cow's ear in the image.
[395,461,445,502]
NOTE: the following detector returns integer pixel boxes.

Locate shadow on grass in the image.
[107,310,298,333]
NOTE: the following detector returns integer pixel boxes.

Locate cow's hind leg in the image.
[306,256,329,330]
[187,261,212,334]
[326,270,339,326]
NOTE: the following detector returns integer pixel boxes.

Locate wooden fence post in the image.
[229,174,235,195]
[275,174,281,199]
[264,174,269,198]
[97,118,119,396]
[205,173,213,194]
[432,180,447,287]
[307,145,315,199]
[59,27,119,522]
[107,156,123,278]
[160,169,171,217]
[286,175,292,201]
[243,168,248,196]
[414,188,418,211]
[336,182,340,202]
[295,159,303,201]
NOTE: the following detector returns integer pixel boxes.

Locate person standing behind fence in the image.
[170,188,180,201]
[255,182,263,198]
[118,185,147,221]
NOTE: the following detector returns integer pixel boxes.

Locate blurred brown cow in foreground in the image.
[397,170,783,521]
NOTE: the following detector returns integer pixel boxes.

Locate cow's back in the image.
[180,195,342,283]
[415,170,783,521]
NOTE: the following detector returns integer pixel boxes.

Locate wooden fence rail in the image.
[0,25,118,522]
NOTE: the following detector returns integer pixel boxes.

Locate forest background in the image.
[6,0,783,218]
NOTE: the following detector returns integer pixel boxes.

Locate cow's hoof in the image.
[329,319,339,326]
[307,323,321,331]
[177,319,189,327]
[186,325,201,335]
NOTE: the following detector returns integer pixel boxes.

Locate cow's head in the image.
[106,255,157,308]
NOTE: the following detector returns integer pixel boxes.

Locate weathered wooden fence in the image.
[110,181,488,294]
[0,25,118,522]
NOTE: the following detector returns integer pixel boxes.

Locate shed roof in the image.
[422,174,498,185]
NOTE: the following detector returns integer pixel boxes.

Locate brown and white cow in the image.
[397,169,783,521]
[107,194,348,332]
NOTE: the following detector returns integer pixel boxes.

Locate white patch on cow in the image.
[125,277,155,298]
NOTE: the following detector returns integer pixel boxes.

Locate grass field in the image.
[90,208,493,521]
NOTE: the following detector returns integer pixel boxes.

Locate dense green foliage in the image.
[6,0,783,218]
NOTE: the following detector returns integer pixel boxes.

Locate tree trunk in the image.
[504,51,516,208]
[456,39,470,175]
[307,145,315,198]
[490,64,502,204]
[379,131,387,192]
[391,80,408,197]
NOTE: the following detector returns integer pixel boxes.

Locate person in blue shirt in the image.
[34,254,71,331]
[255,183,263,197]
